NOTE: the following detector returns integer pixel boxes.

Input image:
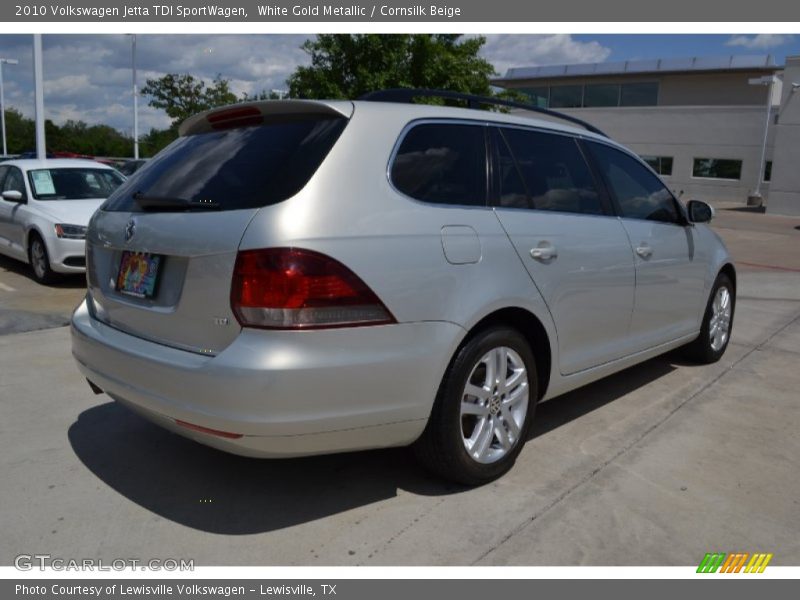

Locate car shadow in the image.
[68,352,681,535]
[0,253,86,288]
[529,353,677,440]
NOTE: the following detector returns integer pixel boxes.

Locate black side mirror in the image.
[687,200,714,224]
[1,190,25,203]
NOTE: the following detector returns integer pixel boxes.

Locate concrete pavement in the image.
[0,208,798,566]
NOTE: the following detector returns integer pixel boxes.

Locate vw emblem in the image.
[124,218,137,243]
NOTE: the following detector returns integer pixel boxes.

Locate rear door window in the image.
[103,115,347,212]
[497,127,606,216]
[390,123,487,206]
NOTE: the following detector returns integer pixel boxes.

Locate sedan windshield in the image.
[28,168,125,200]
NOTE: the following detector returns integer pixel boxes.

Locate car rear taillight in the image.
[231,248,396,329]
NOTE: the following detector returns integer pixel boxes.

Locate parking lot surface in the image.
[1,207,799,565]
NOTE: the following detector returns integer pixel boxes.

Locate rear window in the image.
[28,168,124,200]
[390,123,487,206]
[103,115,347,212]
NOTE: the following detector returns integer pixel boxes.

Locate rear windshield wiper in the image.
[133,191,221,211]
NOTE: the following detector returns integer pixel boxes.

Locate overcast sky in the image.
[0,33,795,136]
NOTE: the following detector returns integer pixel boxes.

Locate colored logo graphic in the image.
[697,552,773,573]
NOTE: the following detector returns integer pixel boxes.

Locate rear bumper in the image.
[70,299,463,457]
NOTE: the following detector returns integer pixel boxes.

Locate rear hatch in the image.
[86,100,352,354]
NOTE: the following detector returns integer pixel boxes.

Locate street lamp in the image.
[747,74,778,206]
[128,34,139,160]
[0,57,19,157]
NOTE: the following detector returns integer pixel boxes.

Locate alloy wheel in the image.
[460,346,529,464]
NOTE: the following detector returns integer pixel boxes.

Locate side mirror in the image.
[687,200,714,224]
[1,190,24,203]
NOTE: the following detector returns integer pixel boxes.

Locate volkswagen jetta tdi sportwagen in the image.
[71,91,735,484]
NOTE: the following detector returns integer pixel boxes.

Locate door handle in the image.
[530,243,557,261]
[635,244,653,259]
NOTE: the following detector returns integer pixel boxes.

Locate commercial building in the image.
[492,54,800,215]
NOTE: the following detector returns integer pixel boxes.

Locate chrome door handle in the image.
[530,244,557,261]
[635,244,653,258]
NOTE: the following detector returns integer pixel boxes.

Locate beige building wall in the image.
[767,56,800,216]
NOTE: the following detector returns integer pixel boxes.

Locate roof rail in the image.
[357,88,608,137]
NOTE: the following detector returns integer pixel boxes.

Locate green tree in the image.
[141,73,238,128]
[287,34,497,101]
[139,127,179,157]
[3,107,35,154]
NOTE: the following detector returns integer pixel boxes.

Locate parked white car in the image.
[0,159,125,282]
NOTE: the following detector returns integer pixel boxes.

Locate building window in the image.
[620,82,659,107]
[515,82,659,109]
[692,158,743,180]
[549,85,583,108]
[583,84,620,107]
[764,160,772,182]
[520,87,549,108]
[641,155,674,176]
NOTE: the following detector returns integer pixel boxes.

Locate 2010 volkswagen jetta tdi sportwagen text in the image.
[71,91,735,484]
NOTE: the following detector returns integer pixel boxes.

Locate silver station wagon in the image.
[71,90,735,484]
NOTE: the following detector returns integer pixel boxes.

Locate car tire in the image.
[682,273,735,364]
[28,233,58,284]
[413,326,538,486]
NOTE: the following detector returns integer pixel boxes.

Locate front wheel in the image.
[28,234,57,284]
[413,326,538,485]
[682,273,735,364]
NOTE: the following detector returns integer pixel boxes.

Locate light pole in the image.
[748,74,778,206]
[33,34,45,160]
[129,34,139,159]
[0,57,19,157]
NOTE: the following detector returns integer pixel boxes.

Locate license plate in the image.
[116,251,162,298]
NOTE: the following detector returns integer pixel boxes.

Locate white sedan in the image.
[0,159,125,283]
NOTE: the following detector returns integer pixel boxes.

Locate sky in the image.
[0,33,796,136]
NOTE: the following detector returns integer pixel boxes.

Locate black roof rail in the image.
[357,88,608,138]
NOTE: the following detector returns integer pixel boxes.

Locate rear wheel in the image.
[28,233,57,284]
[414,326,538,485]
[682,273,735,364]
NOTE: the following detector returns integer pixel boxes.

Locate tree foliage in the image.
[141,73,237,127]
[2,107,135,157]
[288,34,497,100]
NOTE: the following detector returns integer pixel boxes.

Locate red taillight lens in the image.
[231,248,396,329]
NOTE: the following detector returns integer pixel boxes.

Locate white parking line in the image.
[0,282,17,292]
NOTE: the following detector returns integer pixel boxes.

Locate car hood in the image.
[33,199,105,226]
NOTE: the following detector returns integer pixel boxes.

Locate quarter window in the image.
[498,128,605,216]
[588,142,680,224]
[391,123,487,206]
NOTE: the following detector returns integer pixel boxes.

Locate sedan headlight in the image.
[54,224,87,240]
